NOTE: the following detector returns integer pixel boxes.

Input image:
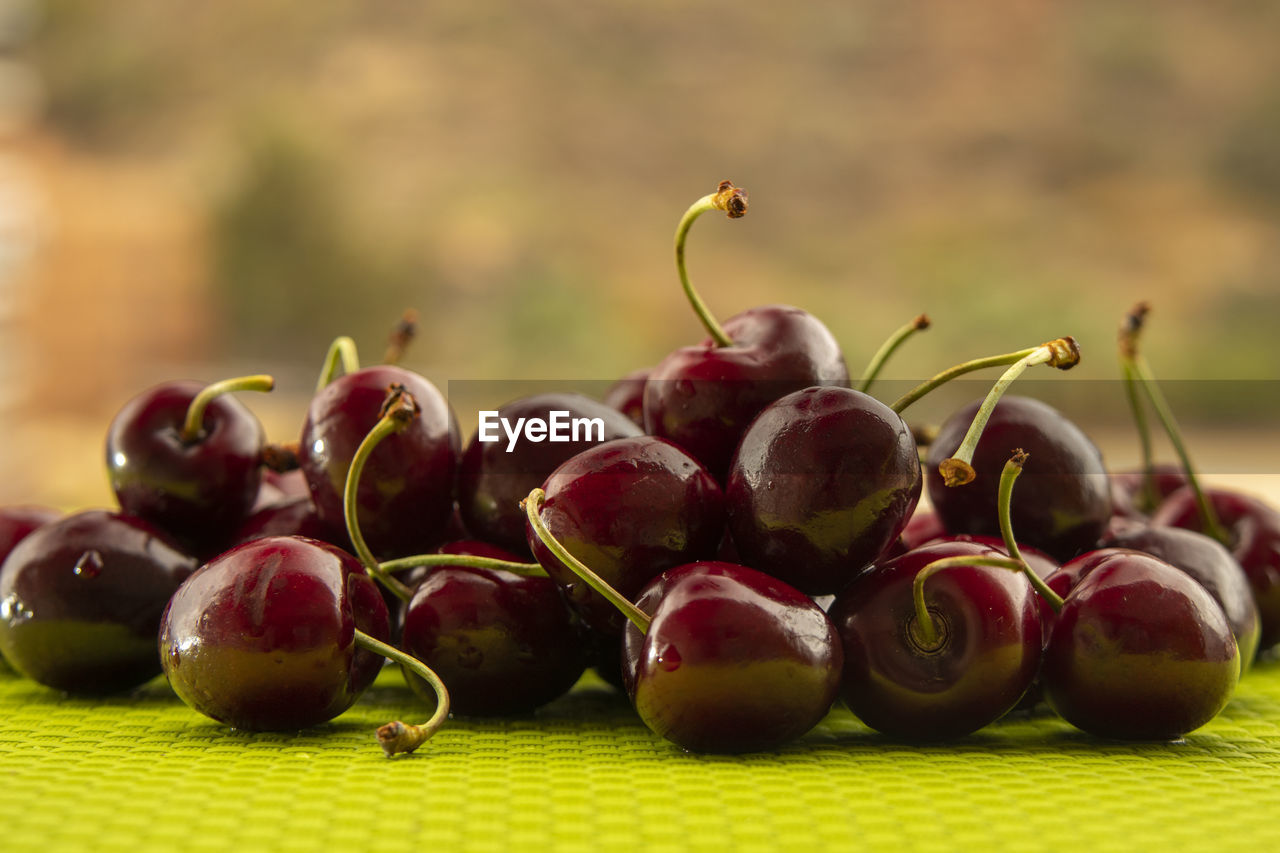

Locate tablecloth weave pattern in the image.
[4,662,1280,852]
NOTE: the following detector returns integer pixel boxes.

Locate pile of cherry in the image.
[2,181,1277,756]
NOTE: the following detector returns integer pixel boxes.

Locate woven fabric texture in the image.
[4,662,1280,852]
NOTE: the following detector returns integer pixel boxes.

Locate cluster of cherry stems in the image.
[1,182,1275,756]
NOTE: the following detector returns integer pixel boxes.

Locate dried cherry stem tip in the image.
[383,309,419,366]
[938,337,1080,485]
[344,387,420,602]
[675,180,749,349]
[522,488,652,633]
[181,374,275,443]
[355,629,450,757]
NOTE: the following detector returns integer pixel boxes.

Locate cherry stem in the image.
[382,309,419,366]
[997,450,1063,613]
[936,337,1081,487]
[180,374,274,444]
[911,554,1028,650]
[378,553,549,579]
[1119,302,1229,544]
[344,387,419,602]
[316,336,360,392]
[675,180,748,349]
[354,629,450,757]
[1120,358,1160,513]
[890,337,1079,415]
[522,488,651,633]
[858,314,931,394]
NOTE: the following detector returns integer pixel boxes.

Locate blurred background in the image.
[1,0,1278,509]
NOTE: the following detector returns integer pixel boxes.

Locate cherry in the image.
[300,365,460,561]
[159,534,448,755]
[457,392,641,555]
[602,368,650,428]
[1153,486,1280,655]
[828,538,1042,739]
[0,505,61,563]
[1109,464,1188,523]
[527,435,724,635]
[925,395,1112,562]
[725,386,921,595]
[1040,549,1239,740]
[0,510,197,694]
[106,375,273,556]
[397,540,586,716]
[642,181,849,481]
[1101,526,1261,669]
[231,496,351,553]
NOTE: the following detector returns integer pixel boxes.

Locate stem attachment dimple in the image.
[181,375,275,444]
[522,488,652,633]
[316,336,360,392]
[344,386,419,602]
[354,629,450,757]
[937,337,1080,486]
[910,554,1028,649]
[674,180,748,349]
[859,314,931,394]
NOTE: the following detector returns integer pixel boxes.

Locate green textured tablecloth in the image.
[3,661,1280,852]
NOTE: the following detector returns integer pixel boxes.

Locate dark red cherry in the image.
[621,561,842,753]
[828,539,1042,739]
[1152,486,1280,655]
[458,393,641,555]
[926,395,1112,563]
[300,365,459,561]
[643,304,850,481]
[231,497,352,553]
[1109,464,1188,521]
[1041,549,1239,740]
[106,380,266,555]
[398,541,586,716]
[603,368,650,428]
[0,510,197,693]
[726,386,921,595]
[1101,527,1261,668]
[528,435,724,635]
[159,535,390,730]
[0,506,61,563]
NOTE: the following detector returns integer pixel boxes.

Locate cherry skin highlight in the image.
[726,385,921,595]
[159,535,390,731]
[0,510,197,693]
[621,561,843,753]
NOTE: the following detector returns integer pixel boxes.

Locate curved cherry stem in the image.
[382,309,419,366]
[911,554,1028,650]
[936,337,1081,487]
[522,488,651,633]
[379,553,549,579]
[1119,303,1228,543]
[997,450,1063,613]
[859,314,931,394]
[316,336,360,392]
[675,180,748,349]
[1120,359,1161,513]
[343,388,418,602]
[180,374,275,443]
[890,337,1078,415]
[355,629,450,757]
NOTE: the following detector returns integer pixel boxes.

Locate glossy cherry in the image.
[106,377,271,556]
[621,561,843,753]
[398,540,586,715]
[300,365,460,561]
[528,435,724,635]
[1040,549,1239,740]
[1101,527,1260,669]
[458,392,641,555]
[926,395,1111,563]
[0,510,197,693]
[1152,486,1280,655]
[159,535,391,731]
[829,539,1042,739]
[231,496,351,553]
[726,386,921,595]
